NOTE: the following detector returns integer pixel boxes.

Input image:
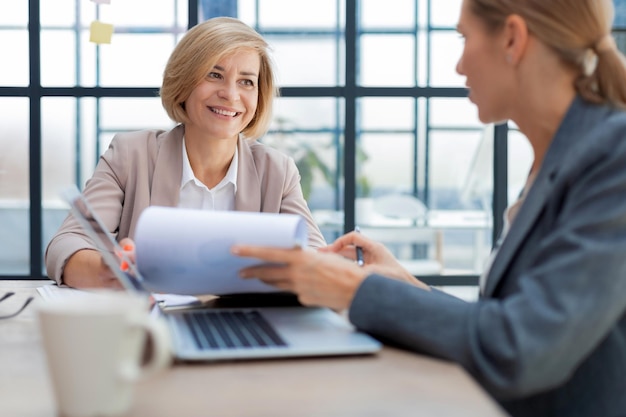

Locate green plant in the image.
[264,117,371,200]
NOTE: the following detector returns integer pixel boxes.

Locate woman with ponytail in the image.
[233,1,626,415]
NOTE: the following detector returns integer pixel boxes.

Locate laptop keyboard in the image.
[182,310,287,350]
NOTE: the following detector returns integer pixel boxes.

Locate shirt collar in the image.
[180,137,238,192]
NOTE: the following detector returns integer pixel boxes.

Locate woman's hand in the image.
[63,238,137,289]
[231,246,369,311]
[64,249,123,289]
[321,231,427,288]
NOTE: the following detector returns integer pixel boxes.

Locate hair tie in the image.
[582,49,598,77]
[594,34,617,53]
[582,34,617,77]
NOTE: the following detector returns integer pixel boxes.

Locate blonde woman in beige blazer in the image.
[45,17,325,288]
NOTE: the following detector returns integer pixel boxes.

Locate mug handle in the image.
[119,315,172,381]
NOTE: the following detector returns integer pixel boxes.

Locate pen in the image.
[354,226,364,267]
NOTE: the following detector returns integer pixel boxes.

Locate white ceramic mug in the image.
[37,291,172,417]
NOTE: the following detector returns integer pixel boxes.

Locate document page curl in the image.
[135,207,308,295]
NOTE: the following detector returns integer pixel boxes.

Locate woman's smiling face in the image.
[184,48,260,141]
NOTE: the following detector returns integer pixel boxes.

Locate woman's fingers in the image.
[231,245,302,264]
[119,238,136,263]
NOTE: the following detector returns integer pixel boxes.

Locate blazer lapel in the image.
[234,138,262,212]
[483,96,599,296]
[483,169,558,296]
[150,125,184,207]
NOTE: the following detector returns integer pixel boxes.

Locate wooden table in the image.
[0,280,509,417]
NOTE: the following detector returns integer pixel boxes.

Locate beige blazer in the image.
[45,125,326,284]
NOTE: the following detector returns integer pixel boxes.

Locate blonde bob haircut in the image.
[468,0,626,109]
[160,17,277,140]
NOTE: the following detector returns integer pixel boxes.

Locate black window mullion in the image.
[343,0,357,233]
[29,0,43,278]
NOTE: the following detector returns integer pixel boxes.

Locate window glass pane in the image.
[429,30,464,87]
[99,34,177,87]
[430,130,487,209]
[0,1,28,26]
[359,133,414,196]
[264,98,343,243]
[237,1,257,23]
[99,98,174,131]
[429,129,493,273]
[360,34,415,86]
[264,131,339,204]
[272,97,340,131]
[357,133,447,276]
[254,0,341,28]
[360,0,415,28]
[42,98,77,201]
[0,31,29,86]
[98,98,174,154]
[78,98,99,184]
[104,0,182,27]
[41,30,77,86]
[40,0,76,26]
[430,0,463,27]
[429,98,481,128]
[267,99,342,200]
[0,98,29,274]
[265,97,343,242]
[269,37,342,86]
[0,99,30,200]
[79,1,97,22]
[361,98,414,131]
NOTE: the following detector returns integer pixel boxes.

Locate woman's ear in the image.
[503,14,529,65]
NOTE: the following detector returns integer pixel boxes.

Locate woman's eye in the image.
[208,72,222,79]
[241,79,255,87]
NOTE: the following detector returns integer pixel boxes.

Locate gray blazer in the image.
[45,125,326,284]
[349,96,626,417]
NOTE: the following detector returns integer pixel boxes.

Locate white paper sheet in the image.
[37,283,201,309]
[134,207,308,295]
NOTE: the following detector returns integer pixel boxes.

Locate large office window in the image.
[6,0,622,283]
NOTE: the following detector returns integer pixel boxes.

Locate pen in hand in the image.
[354,226,364,267]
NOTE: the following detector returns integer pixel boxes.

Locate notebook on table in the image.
[60,185,382,361]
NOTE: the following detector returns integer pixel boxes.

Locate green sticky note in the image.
[89,21,114,44]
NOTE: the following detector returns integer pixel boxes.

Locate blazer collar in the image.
[483,96,606,296]
[150,127,262,210]
[150,125,184,207]
[234,138,262,211]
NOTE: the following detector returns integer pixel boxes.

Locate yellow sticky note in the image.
[89,21,114,44]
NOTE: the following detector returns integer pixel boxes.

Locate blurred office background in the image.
[1,0,625,289]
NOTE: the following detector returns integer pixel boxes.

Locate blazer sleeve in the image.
[349,123,626,401]
[280,156,326,249]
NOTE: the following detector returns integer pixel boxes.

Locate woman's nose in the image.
[218,80,239,101]
[455,55,464,76]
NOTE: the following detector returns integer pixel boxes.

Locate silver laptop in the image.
[61,186,382,361]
